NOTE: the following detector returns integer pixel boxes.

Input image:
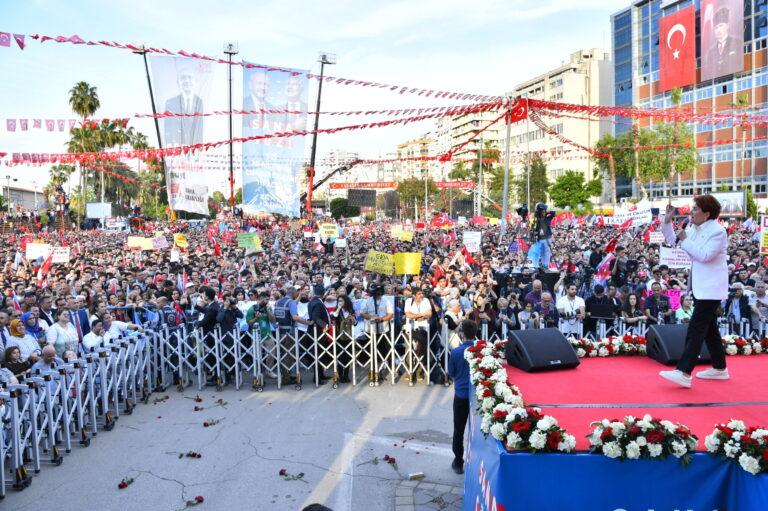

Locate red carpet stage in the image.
[506,356,768,450]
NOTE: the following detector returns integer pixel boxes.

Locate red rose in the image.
[279,468,287,476]
[646,430,666,444]
[735,338,747,347]
[629,426,641,437]
[387,456,397,465]
[512,421,531,433]
[482,389,492,398]
[383,455,390,461]
[600,427,614,441]
[118,481,128,489]
[493,410,508,421]
[546,431,563,450]
[194,406,200,411]
[195,496,204,503]
[676,428,690,439]
[716,426,734,437]
[527,408,543,420]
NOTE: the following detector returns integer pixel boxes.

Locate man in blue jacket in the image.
[447,320,477,475]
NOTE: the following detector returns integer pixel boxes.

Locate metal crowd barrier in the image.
[2,314,761,498]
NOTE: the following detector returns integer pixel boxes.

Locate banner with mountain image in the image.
[241,64,309,217]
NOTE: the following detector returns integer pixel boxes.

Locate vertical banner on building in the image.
[242,65,308,217]
[701,0,744,82]
[149,56,214,215]
[658,5,696,92]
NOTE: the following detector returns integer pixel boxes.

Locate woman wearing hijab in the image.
[21,311,46,343]
[6,319,41,362]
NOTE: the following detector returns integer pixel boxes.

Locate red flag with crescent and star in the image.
[659,5,696,92]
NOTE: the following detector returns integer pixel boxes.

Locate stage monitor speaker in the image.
[646,324,711,366]
[347,189,377,208]
[505,328,580,372]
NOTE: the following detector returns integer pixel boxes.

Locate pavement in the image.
[4,378,464,511]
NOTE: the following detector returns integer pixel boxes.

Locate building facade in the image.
[508,49,614,188]
[612,0,768,199]
[396,135,436,179]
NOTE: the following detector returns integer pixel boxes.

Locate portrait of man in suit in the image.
[283,75,308,132]
[243,70,274,135]
[164,65,204,146]
[702,2,743,81]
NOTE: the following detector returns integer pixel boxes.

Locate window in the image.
[549,78,563,89]
[696,87,713,100]
[736,77,753,91]
[550,92,564,101]
[717,82,733,95]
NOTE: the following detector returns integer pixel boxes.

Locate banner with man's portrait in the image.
[241,64,309,218]
[150,56,215,215]
[700,0,744,82]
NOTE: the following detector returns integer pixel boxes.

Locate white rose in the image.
[576,348,586,358]
[625,415,636,424]
[732,432,742,442]
[647,443,663,458]
[602,441,622,459]
[588,430,603,447]
[601,419,611,427]
[636,436,647,447]
[529,430,547,450]
[725,345,738,355]
[660,420,678,435]
[625,441,641,460]
[750,429,768,442]
[506,431,521,450]
[558,435,576,452]
[642,414,653,423]
[536,416,557,431]
[490,423,508,441]
[588,350,598,357]
[480,415,491,434]
[723,440,741,458]
[727,420,746,431]
[481,397,496,411]
[743,346,752,356]
[738,453,762,475]
[598,347,609,357]
[610,422,626,433]
[671,440,688,458]
[754,344,763,354]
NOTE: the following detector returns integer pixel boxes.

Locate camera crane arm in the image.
[300,161,360,208]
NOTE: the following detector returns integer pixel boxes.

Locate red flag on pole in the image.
[37,251,54,287]
[659,5,695,92]
[604,237,620,254]
[619,218,633,230]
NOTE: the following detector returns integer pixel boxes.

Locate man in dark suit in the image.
[164,67,204,146]
[705,7,741,80]
[307,284,331,384]
[195,287,220,386]
[243,70,274,136]
[67,296,91,342]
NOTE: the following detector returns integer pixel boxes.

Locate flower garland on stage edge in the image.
[588,415,698,466]
[705,420,768,475]
[465,340,577,454]
[570,334,768,358]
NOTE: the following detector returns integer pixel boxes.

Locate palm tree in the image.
[68,82,100,225]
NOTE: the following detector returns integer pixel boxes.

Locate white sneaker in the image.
[660,370,692,388]
[696,368,730,380]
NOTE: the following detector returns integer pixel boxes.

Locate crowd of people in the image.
[1,203,765,389]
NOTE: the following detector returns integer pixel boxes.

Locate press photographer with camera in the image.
[556,284,585,336]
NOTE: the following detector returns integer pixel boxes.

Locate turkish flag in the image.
[659,6,695,92]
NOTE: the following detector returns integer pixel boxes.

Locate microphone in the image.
[676,219,689,244]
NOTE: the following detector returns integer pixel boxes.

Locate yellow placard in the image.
[394,252,423,275]
[487,217,500,225]
[390,225,404,239]
[127,237,154,251]
[399,231,414,242]
[320,223,338,239]
[173,233,189,249]
[364,250,394,275]
[761,232,768,255]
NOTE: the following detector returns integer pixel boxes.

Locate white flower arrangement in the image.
[705,420,768,475]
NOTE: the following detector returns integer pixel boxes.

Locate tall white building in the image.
[507,49,613,186]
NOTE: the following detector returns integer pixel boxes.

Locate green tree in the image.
[511,154,550,206]
[549,171,602,209]
[329,198,360,219]
[68,82,100,222]
[732,93,750,183]
[745,187,758,219]
[396,177,438,218]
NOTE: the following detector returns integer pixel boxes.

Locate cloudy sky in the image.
[1,0,619,190]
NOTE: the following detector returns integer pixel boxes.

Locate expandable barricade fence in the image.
[1,316,760,498]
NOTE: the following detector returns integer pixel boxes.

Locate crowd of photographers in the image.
[1,205,766,388]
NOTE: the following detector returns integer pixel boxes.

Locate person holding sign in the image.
[660,196,729,388]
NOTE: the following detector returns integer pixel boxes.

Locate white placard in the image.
[457,216,468,226]
[303,231,315,238]
[649,231,664,244]
[26,243,52,261]
[86,202,112,219]
[334,238,348,248]
[170,249,180,263]
[660,246,692,269]
[609,202,653,226]
[463,231,482,253]
[51,247,71,264]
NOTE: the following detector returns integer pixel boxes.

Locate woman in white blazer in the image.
[659,195,729,388]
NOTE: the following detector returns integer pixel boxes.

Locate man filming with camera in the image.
[556,284,585,337]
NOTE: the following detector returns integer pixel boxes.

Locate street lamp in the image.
[32,180,38,210]
[5,175,18,215]
[224,42,239,208]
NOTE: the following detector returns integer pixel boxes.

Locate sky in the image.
[0,0,620,192]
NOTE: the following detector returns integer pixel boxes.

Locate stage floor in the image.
[506,356,768,451]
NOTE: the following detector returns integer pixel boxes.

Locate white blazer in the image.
[662,219,728,300]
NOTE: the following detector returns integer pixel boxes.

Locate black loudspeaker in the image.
[505,328,580,372]
[646,324,711,366]
[536,270,560,293]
